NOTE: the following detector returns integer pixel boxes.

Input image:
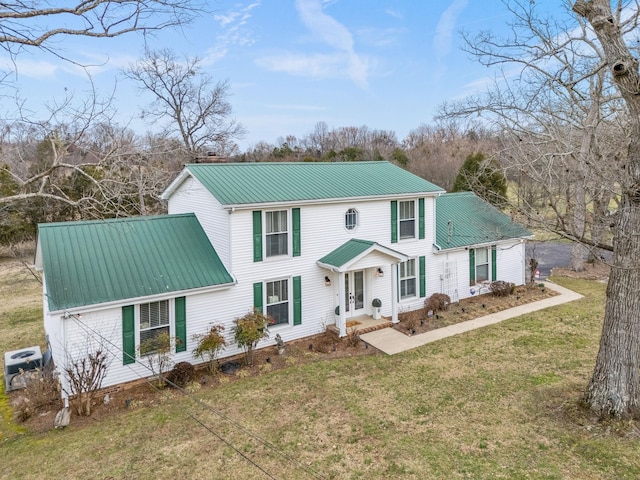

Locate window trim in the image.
[475,247,490,283]
[264,209,289,258]
[137,299,172,356]
[398,200,416,240]
[399,258,418,300]
[345,207,359,231]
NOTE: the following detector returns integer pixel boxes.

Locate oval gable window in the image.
[345,208,358,230]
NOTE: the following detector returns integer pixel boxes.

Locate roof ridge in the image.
[38,213,195,229]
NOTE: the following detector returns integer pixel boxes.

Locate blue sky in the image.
[3,0,565,150]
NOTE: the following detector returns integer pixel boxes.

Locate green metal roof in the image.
[435,192,532,250]
[181,161,444,206]
[38,214,234,311]
[318,239,407,269]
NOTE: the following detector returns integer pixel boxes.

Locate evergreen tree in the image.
[452,152,507,207]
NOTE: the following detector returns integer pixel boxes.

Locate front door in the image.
[345,270,365,317]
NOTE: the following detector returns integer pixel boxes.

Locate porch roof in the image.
[317,239,408,272]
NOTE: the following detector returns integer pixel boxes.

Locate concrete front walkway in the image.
[359,281,584,355]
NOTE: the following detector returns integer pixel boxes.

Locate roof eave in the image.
[222,191,446,210]
[161,168,192,200]
[48,280,237,315]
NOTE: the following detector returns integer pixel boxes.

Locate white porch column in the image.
[337,271,347,337]
[391,263,399,323]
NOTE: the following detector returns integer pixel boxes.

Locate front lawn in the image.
[1,262,638,479]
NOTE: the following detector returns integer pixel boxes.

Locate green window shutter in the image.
[293,275,302,325]
[122,305,135,365]
[391,201,398,243]
[419,256,426,298]
[253,210,262,262]
[253,282,263,313]
[292,208,301,257]
[491,245,497,281]
[418,198,425,240]
[175,296,186,353]
[469,249,476,285]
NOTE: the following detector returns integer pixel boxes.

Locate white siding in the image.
[45,189,529,393]
[168,176,231,269]
[430,240,527,304]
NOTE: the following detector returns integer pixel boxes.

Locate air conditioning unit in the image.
[4,346,43,393]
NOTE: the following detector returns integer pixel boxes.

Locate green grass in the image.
[1,267,639,479]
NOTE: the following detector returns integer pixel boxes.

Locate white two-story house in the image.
[35,161,531,394]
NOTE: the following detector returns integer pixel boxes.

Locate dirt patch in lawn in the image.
[393,283,557,336]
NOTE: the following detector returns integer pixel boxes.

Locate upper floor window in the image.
[399,201,415,239]
[345,208,358,230]
[266,210,288,257]
[399,259,417,299]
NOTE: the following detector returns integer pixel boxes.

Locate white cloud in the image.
[0,58,59,79]
[208,1,261,63]
[293,0,370,88]
[433,0,468,58]
[256,51,373,88]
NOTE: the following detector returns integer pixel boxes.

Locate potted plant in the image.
[372,298,382,320]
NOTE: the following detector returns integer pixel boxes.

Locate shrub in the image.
[22,367,60,411]
[345,327,360,347]
[138,332,173,388]
[166,361,196,388]
[402,309,423,334]
[64,349,110,416]
[192,324,226,375]
[232,309,270,366]
[490,280,514,297]
[425,293,451,313]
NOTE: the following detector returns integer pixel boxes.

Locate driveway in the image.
[526,241,611,279]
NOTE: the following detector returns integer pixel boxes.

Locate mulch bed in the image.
[393,283,557,336]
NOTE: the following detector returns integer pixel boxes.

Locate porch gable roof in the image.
[317,239,408,272]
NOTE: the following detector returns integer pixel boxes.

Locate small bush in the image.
[490,280,514,297]
[21,368,59,410]
[166,361,195,388]
[313,333,336,353]
[402,309,423,333]
[232,309,270,366]
[345,327,360,347]
[192,324,226,375]
[425,293,451,313]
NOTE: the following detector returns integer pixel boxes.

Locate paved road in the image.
[525,241,611,279]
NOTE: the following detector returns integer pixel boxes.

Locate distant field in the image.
[1,259,638,479]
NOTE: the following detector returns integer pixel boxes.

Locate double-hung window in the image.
[399,201,415,239]
[266,279,289,325]
[399,259,417,299]
[266,210,288,257]
[475,248,490,283]
[139,300,170,352]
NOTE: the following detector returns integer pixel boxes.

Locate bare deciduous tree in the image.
[124,49,245,158]
[573,0,640,418]
[441,0,640,417]
[0,1,200,60]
